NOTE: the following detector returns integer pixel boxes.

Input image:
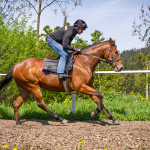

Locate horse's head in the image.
[103,38,123,71]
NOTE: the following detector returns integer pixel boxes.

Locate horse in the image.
[0,38,123,125]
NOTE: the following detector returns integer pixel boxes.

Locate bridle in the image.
[106,44,122,69]
[77,43,122,71]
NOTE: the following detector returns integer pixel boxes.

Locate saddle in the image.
[43,52,74,75]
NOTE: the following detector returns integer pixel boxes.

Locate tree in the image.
[63,16,70,26]
[132,4,150,47]
[72,37,88,49]
[132,4,150,99]
[19,0,82,44]
[90,30,105,44]
[0,0,82,44]
[0,0,26,24]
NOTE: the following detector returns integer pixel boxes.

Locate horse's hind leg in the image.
[13,86,31,125]
[30,86,68,123]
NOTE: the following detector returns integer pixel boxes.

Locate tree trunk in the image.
[36,0,42,46]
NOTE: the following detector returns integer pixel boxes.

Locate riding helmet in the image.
[74,19,88,30]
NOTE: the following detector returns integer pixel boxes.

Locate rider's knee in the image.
[64,52,68,57]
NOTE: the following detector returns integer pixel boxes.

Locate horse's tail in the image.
[0,66,15,90]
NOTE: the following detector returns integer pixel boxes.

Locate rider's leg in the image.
[57,49,68,74]
[47,38,71,78]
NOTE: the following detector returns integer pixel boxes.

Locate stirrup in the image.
[58,73,72,79]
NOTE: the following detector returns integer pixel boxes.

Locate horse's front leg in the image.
[90,95,119,124]
[78,84,119,124]
[102,104,120,125]
[78,84,103,116]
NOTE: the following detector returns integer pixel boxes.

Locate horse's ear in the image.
[109,38,114,45]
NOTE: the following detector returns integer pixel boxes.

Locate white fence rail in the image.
[1,70,150,114]
[95,70,150,74]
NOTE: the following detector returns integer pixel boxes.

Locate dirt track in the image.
[0,119,150,150]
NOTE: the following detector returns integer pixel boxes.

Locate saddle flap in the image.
[43,52,74,74]
[43,57,59,72]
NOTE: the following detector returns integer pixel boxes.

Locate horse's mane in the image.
[81,40,110,51]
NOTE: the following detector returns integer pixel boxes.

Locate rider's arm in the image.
[62,31,76,51]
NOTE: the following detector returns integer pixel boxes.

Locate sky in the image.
[30,0,150,52]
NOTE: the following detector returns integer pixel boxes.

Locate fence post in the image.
[72,91,76,114]
[146,64,149,100]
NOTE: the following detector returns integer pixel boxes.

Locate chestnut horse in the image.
[0,38,123,125]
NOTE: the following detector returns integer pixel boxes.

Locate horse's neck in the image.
[81,43,107,70]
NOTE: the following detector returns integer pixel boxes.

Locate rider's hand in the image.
[75,48,81,54]
[74,48,81,52]
[76,48,81,52]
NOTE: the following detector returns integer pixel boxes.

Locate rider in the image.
[47,19,88,79]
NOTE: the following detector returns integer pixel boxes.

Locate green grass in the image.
[0,91,150,121]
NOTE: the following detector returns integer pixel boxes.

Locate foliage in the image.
[131,4,150,97]
[0,17,37,70]
[132,4,150,47]
[120,47,150,96]
[0,91,150,121]
[63,16,70,26]
[0,16,47,103]
[103,91,150,121]
[90,30,105,44]
[72,36,89,49]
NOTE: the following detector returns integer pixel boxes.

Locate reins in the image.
[80,51,110,64]
[78,55,95,72]
[76,43,122,72]
[80,44,121,65]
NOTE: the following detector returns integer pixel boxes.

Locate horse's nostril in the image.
[120,67,123,71]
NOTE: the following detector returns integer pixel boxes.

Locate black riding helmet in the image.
[74,19,88,30]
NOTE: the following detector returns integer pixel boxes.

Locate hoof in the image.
[61,119,68,124]
[16,121,21,125]
[113,120,120,125]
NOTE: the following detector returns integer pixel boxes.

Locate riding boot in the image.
[58,73,72,79]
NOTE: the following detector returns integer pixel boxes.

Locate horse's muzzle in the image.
[113,64,123,72]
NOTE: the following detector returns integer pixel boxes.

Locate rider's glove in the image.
[72,48,81,54]
[73,47,81,53]
[76,48,81,52]
[74,48,81,54]
[73,47,80,51]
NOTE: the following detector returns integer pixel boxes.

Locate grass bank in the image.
[0,91,150,121]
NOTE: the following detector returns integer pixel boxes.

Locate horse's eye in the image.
[115,51,118,54]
